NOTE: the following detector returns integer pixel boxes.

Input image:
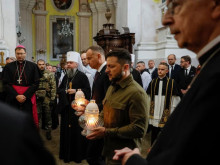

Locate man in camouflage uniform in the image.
[36,59,56,140]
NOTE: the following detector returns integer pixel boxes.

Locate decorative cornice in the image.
[89,3,97,13]
[106,0,114,7]
[77,12,92,17]
[95,2,107,12]
[33,10,48,16]
[50,15,75,22]
[20,0,36,10]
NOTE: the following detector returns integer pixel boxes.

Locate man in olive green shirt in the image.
[86,48,149,165]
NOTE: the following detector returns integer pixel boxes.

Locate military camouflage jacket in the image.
[36,70,56,101]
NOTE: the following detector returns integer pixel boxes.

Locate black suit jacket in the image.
[0,102,55,165]
[92,65,111,111]
[175,65,196,90]
[131,68,143,87]
[147,68,158,79]
[138,43,220,165]
[167,64,181,79]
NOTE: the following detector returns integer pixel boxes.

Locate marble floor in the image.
[40,115,151,165]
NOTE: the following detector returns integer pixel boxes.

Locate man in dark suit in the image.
[130,54,143,87]
[175,55,196,95]
[146,60,158,79]
[113,0,220,164]
[136,61,152,91]
[167,54,181,79]
[85,45,111,165]
[0,101,55,165]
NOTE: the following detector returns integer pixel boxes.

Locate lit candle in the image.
[84,100,100,135]
[75,98,86,107]
[71,89,86,115]
[87,117,96,128]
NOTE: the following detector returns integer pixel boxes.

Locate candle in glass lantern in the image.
[85,100,99,135]
[71,89,86,114]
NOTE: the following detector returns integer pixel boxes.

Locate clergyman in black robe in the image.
[2,45,40,127]
[57,51,91,163]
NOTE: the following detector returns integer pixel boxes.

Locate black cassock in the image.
[57,70,91,163]
[2,60,40,116]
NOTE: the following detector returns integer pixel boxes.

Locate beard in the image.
[66,68,77,78]
[111,71,124,85]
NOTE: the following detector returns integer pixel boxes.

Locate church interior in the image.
[0,0,200,165]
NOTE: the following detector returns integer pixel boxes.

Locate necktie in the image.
[92,71,100,97]
[185,69,188,76]
[94,71,100,83]
[170,65,173,78]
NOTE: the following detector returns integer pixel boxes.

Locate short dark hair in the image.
[37,59,45,64]
[86,45,105,56]
[137,61,145,65]
[106,48,131,66]
[15,47,26,52]
[6,57,10,60]
[181,55,191,64]
[159,62,169,69]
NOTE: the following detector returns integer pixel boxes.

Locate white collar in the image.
[98,61,106,72]
[198,35,220,59]
[186,65,191,71]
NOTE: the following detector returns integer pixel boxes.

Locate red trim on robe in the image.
[12,85,39,128]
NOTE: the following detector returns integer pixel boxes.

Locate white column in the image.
[0,0,3,40]
[20,0,35,61]
[0,0,16,59]
[77,1,92,51]
[33,0,48,62]
[89,1,110,45]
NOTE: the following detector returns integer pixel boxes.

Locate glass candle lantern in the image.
[84,100,99,135]
[71,89,86,115]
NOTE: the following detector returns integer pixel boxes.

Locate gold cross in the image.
[17,78,22,84]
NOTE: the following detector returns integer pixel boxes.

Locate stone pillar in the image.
[0,1,3,40]
[20,0,36,61]
[90,1,114,45]
[33,0,48,62]
[77,0,91,51]
[0,0,16,60]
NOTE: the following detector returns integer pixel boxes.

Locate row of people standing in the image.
[53,48,197,164]
[0,44,196,165]
[56,46,149,165]
[136,54,197,96]
[135,54,197,145]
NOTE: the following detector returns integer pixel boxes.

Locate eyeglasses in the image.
[166,0,182,15]
[180,60,186,63]
[16,53,26,55]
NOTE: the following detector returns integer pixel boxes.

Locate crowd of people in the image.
[0,0,219,164]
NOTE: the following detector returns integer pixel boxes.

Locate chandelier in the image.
[57,17,73,38]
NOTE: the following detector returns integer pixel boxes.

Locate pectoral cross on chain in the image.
[17,77,22,84]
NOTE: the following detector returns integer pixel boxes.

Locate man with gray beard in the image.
[57,51,91,163]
